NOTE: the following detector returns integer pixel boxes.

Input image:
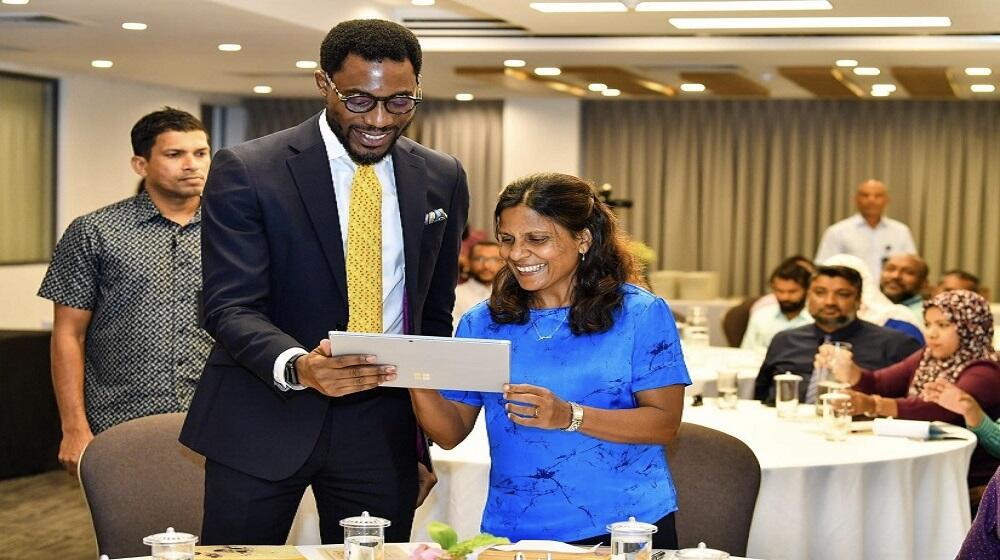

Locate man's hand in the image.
[415,461,437,507]
[58,428,94,476]
[296,339,397,397]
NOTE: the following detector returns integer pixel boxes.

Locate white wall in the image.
[501,97,580,185]
[0,63,201,330]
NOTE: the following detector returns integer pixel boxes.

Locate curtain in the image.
[0,74,55,263]
[581,99,1000,298]
[408,100,503,231]
[243,98,323,141]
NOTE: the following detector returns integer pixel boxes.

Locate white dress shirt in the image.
[452,279,492,333]
[740,306,813,352]
[273,110,406,390]
[815,213,917,277]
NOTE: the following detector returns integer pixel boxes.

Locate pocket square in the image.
[424,208,448,225]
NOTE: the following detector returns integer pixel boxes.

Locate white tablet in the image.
[328,331,510,392]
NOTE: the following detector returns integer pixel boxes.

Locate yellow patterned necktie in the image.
[346,164,383,333]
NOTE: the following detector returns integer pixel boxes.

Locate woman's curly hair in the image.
[488,172,640,335]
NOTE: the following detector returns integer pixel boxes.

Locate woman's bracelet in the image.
[864,394,882,418]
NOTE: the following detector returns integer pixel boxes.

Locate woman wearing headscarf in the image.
[821,253,924,344]
[824,289,1000,486]
[410,172,690,547]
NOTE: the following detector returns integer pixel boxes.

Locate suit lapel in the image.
[392,138,427,318]
[286,117,349,305]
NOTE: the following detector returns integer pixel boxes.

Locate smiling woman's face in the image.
[496,204,590,309]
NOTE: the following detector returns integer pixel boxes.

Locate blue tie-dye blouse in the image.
[442,284,691,542]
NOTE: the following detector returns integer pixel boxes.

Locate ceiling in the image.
[0,0,998,101]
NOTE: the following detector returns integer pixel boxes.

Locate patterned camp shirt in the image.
[38,191,213,433]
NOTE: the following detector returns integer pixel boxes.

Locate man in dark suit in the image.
[180,19,469,545]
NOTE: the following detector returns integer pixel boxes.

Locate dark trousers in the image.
[202,396,419,545]
[569,512,679,550]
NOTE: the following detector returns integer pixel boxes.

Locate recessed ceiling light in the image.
[853,67,880,76]
[1,0,30,4]
[534,67,562,76]
[965,67,992,76]
[668,16,951,29]
[835,59,858,68]
[637,1,831,11]
[455,93,474,101]
[504,59,526,68]
[295,60,318,69]
[530,2,627,13]
[218,43,242,52]
[90,60,113,68]
[971,84,996,93]
[601,89,622,97]
[870,90,891,97]
[871,84,896,92]
[121,22,147,30]
[412,0,435,5]
[253,85,273,94]
[680,83,706,92]
[588,83,608,92]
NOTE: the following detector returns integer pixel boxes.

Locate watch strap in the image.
[562,401,584,432]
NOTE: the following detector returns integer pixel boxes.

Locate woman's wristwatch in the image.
[562,402,584,432]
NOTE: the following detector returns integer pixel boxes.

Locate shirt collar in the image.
[812,317,863,342]
[133,190,202,226]
[852,213,885,229]
[900,294,924,308]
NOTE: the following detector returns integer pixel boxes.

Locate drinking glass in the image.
[774,372,802,419]
[716,369,739,410]
[340,511,390,560]
[820,393,852,441]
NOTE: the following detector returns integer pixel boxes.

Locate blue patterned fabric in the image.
[442,284,690,542]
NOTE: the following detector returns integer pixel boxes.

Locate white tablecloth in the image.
[410,401,975,560]
[680,344,762,399]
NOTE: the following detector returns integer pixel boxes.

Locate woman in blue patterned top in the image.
[411,172,690,548]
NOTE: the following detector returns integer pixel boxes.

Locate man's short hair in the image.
[770,260,812,289]
[813,265,863,294]
[130,107,207,159]
[470,240,500,255]
[320,19,422,78]
[942,269,981,291]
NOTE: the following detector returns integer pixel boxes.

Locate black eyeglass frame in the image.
[325,73,422,115]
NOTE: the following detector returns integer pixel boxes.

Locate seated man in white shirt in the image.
[452,241,502,331]
[742,259,814,351]
[815,179,917,276]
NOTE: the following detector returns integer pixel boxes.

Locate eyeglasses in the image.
[325,74,421,115]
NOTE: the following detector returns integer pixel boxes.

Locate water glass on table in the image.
[716,369,739,410]
[820,393,852,441]
[813,341,853,411]
[774,372,803,418]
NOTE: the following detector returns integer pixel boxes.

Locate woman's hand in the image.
[922,377,986,427]
[503,383,573,430]
[845,389,875,416]
[813,344,860,385]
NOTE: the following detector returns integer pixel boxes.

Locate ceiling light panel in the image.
[680,83,706,92]
[253,85,272,94]
[853,67,880,76]
[668,17,952,29]
[971,84,996,93]
[455,93,474,101]
[121,22,147,30]
[534,67,562,76]
[965,68,992,76]
[504,59,526,68]
[601,88,621,96]
[530,2,627,13]
[636,1,831,12]
[218,43,242,52]
[90,60,113,68]
[835,59,858,68]
[296,60,318,69]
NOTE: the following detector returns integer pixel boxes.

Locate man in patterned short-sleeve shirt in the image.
[38,108,213,474]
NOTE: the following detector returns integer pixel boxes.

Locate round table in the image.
[410,400,975,560]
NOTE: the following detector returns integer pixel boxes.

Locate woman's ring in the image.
[533,407,540,418]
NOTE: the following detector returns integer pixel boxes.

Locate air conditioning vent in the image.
[403,18,528,37]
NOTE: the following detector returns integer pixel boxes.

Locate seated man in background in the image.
[753,265,923,403]
[879,253,929,327]
[453,241,502,331]
[936,269,982,296]
[37,108,214,475]
[741,259,813,351]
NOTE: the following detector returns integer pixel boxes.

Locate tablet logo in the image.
[413,372,431,381]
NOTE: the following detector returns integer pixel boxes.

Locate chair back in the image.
[666,422,760,556]
[649,270,684,300]
[721,297,758,347]
[79,413,204,559]
[677,271,720,300]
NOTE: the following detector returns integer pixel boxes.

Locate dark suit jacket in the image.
[180,113,469,481]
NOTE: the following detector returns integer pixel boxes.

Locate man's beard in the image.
[329,116,409,165]
[470,270,495,285]
[777,298,806,315]
[883,283,916,303]
[814,311,853,330]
